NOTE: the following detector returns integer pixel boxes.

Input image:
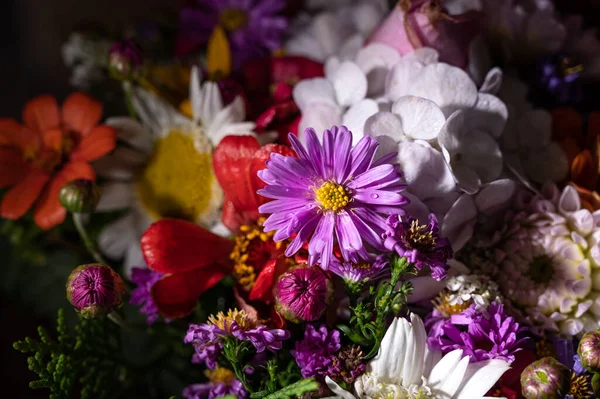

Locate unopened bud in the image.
[59,179,100,213]
[108,39,143,81]
[66,264,125,318]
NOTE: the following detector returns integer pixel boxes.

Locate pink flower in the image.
[367,0,482,69]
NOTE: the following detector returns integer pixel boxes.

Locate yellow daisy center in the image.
[208,309,256,331]
[136,129,219,223]
[314,182,351,211]
[219,8,248,31]
[433,292,471,318]
[205,367,236,385]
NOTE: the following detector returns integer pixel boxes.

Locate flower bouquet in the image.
[4,0,600,398]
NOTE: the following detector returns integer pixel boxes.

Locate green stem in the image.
[122,82,138,119]
[72,213,106,264]
[107,312,130,330]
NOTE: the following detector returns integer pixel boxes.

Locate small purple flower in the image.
[291,324,341,378]
[427,301,528,364]
[130,267,169,325]
[328,345,366,385]
[177,0,288,68]
[184,309,290,368]
[108,39,143,81]
[258,126,408,270]
[329,254,389,285]
[66,264,125,318]
[183,367,247,399]
[383,213,453,280]
[275,266,333,323]
[536,53,583,105]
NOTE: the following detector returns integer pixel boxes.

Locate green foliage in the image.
[13,309,125,399]
[260,379,319,399]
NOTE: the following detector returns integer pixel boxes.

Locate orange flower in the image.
[0,93,116,229]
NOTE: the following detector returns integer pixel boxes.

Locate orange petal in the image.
[0,169,50,219]
[33,161,95,229]
[70,125,116,162]
[571,150,598,190]
[0,118,41,154]
[42,128,64,152]
[0,148,29,187]
[61,92,103,136]
[551,107,582,142]
[23,95,60,134]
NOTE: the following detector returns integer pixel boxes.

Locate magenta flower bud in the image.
[520,357,570,399]
[59,179,100,213]
[578,330,600,373]
[108,39,143,81]
[66,264,125,318]
[275,266,333,323]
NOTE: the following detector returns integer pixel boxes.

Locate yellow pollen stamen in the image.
[408,220,436,249]
[433,292,471,318]
[568,372,593,398]
[205,367,236,385]
[136,130,220,223]
[314,182,351,212]
[352,262,372,271]
[219,8,248,31]
[208,309,256,331]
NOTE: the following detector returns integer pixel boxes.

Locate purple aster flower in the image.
[275,266,334,323]
[427,301,528,364]
[130,267,169,325]
[258,126,408,270]
[330,254,389,283]
[383,213,452,281]
[66,264,125,318]
[291,324,341,378]
[328,345,366,385]
[176,0,288,68]
[183,367,247,399]
[185,309,290,368]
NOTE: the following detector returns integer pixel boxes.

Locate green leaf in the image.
[260,379,319,399]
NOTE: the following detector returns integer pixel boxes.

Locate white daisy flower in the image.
[95,66,255,274]
[326,313,510,399]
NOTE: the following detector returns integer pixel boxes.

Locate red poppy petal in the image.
[212,135,261,213]
[23,95,60,133]
[141,219,233,274]
[221,197,258,234]
[249,259,277,303]
[152,265,226,305]
[0,148,29,187]
[33,161,95,230]
[155,299,198,319]
[61,92,103,136]
[70,125,116,162]
[0,169,50,219]
[271,56,324,83]
[250,143,296,207]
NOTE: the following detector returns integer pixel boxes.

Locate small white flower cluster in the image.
[445,274,502,312]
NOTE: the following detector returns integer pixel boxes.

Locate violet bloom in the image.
[130,267,169,325]
[66,264,125,318]
[427,301,528,364]
[177,0,288,68]
[291,324,341,378]
[184,309,290,368]
[383,213,453,280]
[183,367,247,399]
[329,255,389,286]
[258,126,408,270]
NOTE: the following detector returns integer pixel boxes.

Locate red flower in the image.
[242,56,323,143]
[141,218,234,318]
[212,134,295,233]
[0,93,116,229]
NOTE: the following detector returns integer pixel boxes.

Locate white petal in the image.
[328,60,367,107]
[479,67,503,95]
[313,12,347,57]
[352,1,385,35]
[391,96,446,140]
[402,314,427,386]
[325,377,356,399]
[434,355,471,397]
[196,81,223,127]
[324,56,342,77]
[105,117,153,154]
[475,179,516,214]
[130,84,189,134]
[338,34,364,61]
[93,147,146,180]
[397,141,456,200]
[298,104,343,143]
[455,360,511,399]
[207,96,252,145]
[401,192,431,225]
[342,99,379,145]
[96,182,135,212]
[442,194,478,251]
[385,59,425,102]
[522,142,569,184]
[470,93,508,139]
[406,63,478,117]
[408,275,448,302]
[428,349,464,386]
[403,48,440,65]
[355,43,401,75]
[189,66,202,123]
[293,78,337,111]
[364,111,404,142]
[98,213,137,259]
[559,185,582,213]
[123,242,145,278]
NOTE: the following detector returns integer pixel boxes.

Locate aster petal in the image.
[308,212,335,268]
[334,211,363,263]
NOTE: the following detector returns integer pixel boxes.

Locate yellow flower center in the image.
[314,182,351,211]
[205,367,236,385]
[407,220,436,250]
[208,309,256,331]
[568,372,594,399]
[219,8,248,31]
[135,129,221,223]
[433,292,471,318]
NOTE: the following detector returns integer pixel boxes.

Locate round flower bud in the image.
[275,266,333,323]
[66,264,125,318]
[578,330,600,373]
[108,39,143,81]
[520,357,570,399]
[59,179,100,213]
